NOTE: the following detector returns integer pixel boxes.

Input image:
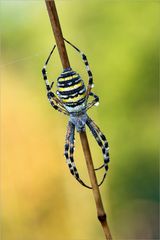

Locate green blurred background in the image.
[1,1,159,239]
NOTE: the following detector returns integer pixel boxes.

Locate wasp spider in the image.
[42,39,110,189]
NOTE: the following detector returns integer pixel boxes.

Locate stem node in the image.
[98,213,107,222]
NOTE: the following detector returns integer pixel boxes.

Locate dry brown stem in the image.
[45,1,112,239]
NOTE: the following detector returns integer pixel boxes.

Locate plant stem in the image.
[45,0,70,69]
[45,1,112,239]
[80,132,112,239]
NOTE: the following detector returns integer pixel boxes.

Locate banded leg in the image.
[86,92,99,111]
[64,121,92,189]
[86,117,110,185]
[42,45,68,114]
[64,38,94,98]
[47,92,69,115]
[89,118,110,172]
[90,118,110,171]
[42,45,56,91]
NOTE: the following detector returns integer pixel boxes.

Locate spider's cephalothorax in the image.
[42,38,110,189]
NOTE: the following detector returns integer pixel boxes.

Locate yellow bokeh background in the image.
[1,1,159,239]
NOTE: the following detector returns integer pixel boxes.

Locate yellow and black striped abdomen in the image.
[57,68,86,111]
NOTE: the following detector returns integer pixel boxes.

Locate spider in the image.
[42,38,110,189]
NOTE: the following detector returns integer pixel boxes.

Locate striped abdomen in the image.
[57,68,86,112]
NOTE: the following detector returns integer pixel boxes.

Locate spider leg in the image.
[63,38,93,98]
[86,116,110,186]
[86,121,106,185]
[42,45,68,115]
[86,92,99,111]
[64,121,92,189]
[89,117,110,172]
[47,92,69,115]
[42,45,56,91]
